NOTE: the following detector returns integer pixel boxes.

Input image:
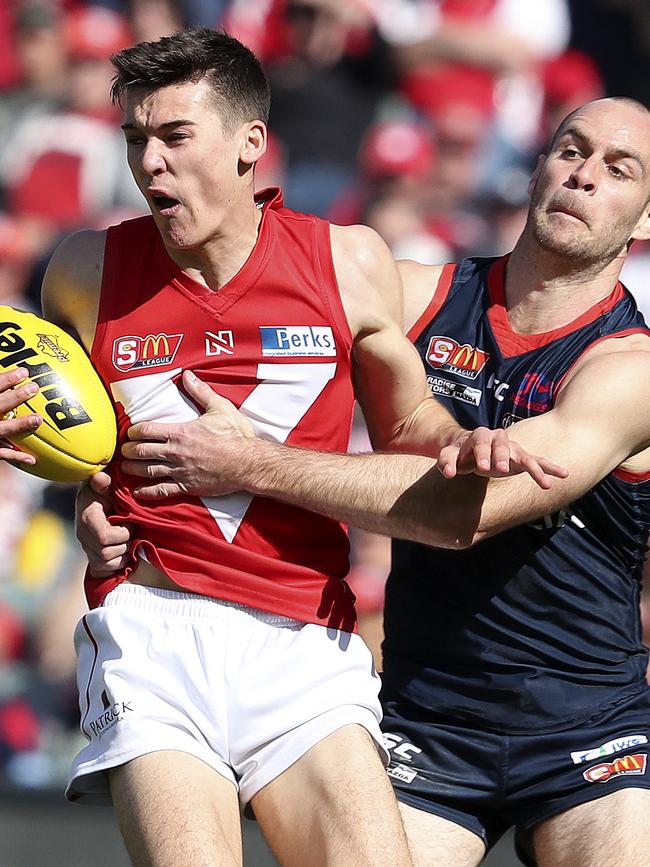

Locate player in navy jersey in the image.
[86,96,650,866]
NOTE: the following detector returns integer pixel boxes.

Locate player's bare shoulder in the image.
[42,229,107,352]
[329,222,392,275]
[612,337,650,472]
[397,259,445,289]
[561,329,650,391]
[329,223,403,335]
[397,260,447,334]
[556,331,650,472]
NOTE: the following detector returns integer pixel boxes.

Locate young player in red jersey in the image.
[34,26,562,867]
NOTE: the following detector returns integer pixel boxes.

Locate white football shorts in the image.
[66,583,386,806]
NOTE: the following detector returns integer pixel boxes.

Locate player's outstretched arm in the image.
[121,370,562,541]
[121,342,650,549]
[241,343,650,547]
[0,367,42,464]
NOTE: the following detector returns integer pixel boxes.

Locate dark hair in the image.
[110,27,270,130]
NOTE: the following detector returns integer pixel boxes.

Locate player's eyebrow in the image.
[121,119,197,131]
[558,127,646,175]
[608,147,646,175]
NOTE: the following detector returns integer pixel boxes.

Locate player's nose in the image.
[567,156,598,193]
[140,139,166,176]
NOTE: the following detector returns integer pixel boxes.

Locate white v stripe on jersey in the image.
[110,363,336,542]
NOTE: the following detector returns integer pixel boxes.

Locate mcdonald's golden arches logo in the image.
[426,335,489,380]
[583,753,647,784]
[112,333,184,371]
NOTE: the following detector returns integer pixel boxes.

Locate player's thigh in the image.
[252,723,411,867]
[533,788,650,867]
[399,802,485,867]
[110,750,243,867]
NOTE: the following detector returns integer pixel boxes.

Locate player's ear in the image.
[630,199,650,242]
[239,120,267,167]
[528,155,545,197]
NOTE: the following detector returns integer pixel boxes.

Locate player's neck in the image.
[504,237,627,335]
[165,196,263,292]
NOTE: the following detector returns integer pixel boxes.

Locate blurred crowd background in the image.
[0,0,649,798]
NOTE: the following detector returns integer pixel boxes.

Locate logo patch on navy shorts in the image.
[388,764,418,784]
[583,753,647,783]
[571,734,648,765]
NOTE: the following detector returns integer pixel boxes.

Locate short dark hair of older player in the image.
[110,26,271,132]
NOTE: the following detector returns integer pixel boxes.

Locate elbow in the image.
[445,530,482,550]
[455,531,485,550]
[455,526,494,549]
[407,521,482,550]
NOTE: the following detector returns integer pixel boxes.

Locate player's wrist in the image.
[236,437,287,497]
[434,422,469,456]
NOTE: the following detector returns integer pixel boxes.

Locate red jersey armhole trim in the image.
[407,263,456,342]
[613,467,650,483]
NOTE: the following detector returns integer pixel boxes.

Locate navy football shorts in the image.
[382,688,650,865]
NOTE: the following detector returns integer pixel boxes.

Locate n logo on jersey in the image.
[205,330,234,356]
[426,336,489,380]
[260,326,336,357]
[112,333,183,371]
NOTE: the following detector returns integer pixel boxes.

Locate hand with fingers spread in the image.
[0,367,42,465]
[75,472,131,577]
[121,370,255,500]
[437,426,569,490]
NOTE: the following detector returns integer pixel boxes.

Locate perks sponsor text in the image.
[260,326,336,357]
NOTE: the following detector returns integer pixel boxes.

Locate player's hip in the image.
[68,583,385,805]
[381,687,650,851]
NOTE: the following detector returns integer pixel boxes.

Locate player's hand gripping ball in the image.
[0,306,116,482]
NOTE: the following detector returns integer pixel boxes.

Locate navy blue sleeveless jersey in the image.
[383,255,650,733]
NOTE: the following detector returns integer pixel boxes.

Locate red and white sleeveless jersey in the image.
[87,188,357,629]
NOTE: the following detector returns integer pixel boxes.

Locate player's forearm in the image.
[236,438,484,549]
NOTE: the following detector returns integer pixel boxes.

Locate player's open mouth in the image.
[151,194,181,215]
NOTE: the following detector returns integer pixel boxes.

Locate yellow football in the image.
[0,306,116,482]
